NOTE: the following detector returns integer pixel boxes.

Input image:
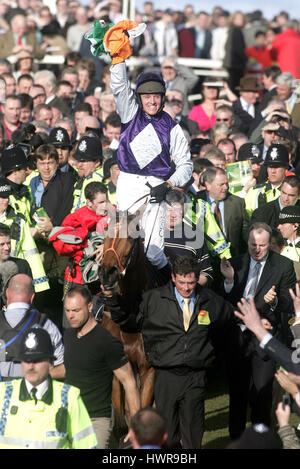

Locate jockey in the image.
[96,20,193,281]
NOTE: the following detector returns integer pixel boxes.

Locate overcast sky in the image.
[134,0,298,21]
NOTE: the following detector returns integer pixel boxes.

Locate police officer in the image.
[245,143,292,217]
[71,135,104,212]
[235,143,263,197]
[0,327,98,449]
[184,189,231,260]
[1,145,33,226]
[49,127,74,174]
[0,179,49,294]
[277,205,300,263]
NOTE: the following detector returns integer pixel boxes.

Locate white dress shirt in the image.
[25,378,49,401]
[240,97,255,118]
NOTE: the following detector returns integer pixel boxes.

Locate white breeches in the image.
[116,171,168,269]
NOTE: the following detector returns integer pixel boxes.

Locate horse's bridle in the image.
[103,222,138,276]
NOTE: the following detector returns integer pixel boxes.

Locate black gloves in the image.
[146,182,170,203]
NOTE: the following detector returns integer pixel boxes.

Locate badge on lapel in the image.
[198,310,210,325]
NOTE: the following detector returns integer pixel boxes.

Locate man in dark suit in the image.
[221,222,296,439]
[261,65,281,110]
[232,76,264,137]
[234,291,300,376]
[250,175,300,229]
[199,166,249,257]
[189,11,212,59]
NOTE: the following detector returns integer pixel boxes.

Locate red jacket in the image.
[50,205,110,285]
[245,45,273,69]
[271,29,300,79]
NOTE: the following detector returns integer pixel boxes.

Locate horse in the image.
[98,208,155,435]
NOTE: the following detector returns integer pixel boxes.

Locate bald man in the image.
[84,96,100,119]
[0,274,65,381]
[78,115,101,138]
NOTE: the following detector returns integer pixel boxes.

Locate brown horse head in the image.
[99,208,145,293]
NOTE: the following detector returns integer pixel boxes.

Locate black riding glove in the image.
[147,182,170,203]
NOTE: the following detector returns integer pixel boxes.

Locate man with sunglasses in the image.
[215,105,235,132]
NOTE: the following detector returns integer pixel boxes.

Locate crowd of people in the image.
[0,0,300,451]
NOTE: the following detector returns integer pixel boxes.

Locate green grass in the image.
[202,369,231,449]
[202,364,300,449]
[109,362,300,449]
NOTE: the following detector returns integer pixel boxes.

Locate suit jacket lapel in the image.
[223,194,230,235]
[237,253,251,292]
[255,252,273,296]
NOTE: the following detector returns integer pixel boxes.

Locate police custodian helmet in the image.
[16,327,56,362]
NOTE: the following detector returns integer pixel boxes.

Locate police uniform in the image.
[277,205,300,280]
[0,328,98,449]
[185,190,231,259]
[71,136,104,212]
[1,146,34,226]
[244,143,291,217]
[0,181,49,293]
[281,241,300,262]
[232,143,263,198]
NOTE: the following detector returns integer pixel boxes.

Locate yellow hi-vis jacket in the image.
[244,182,281,217]
[3,208,49,293]
[72,168,104,213]
[8,185,35,227]
[185,193,231,259]
[0,379,98,449]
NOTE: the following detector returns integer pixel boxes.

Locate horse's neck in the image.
[119,244,148,299]
[119,266,148,299]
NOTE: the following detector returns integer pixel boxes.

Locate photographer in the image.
[276,392,300,449]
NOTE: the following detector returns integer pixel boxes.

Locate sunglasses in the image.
[169,99,183,106]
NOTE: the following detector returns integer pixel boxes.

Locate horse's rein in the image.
[126,192,150,213]
[104,223,126,275]
[103,189,159,274]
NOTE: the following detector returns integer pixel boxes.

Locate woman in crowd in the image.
[188,78,220,132]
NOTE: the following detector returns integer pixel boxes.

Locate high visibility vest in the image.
[245,182,281,217]
[281,243,300,263]
[72,168,104,213]
[184,194,231,259]
[24,169,39,187]
[9,189,35,227]
[0,379,98,449]
[3,210,49,293]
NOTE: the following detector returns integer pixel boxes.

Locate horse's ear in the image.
[133,203,147,220]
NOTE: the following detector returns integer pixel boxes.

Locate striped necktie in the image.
[214,202,223,232]
[247,261,261,298]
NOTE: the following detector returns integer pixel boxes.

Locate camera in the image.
[282,393,290,410]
